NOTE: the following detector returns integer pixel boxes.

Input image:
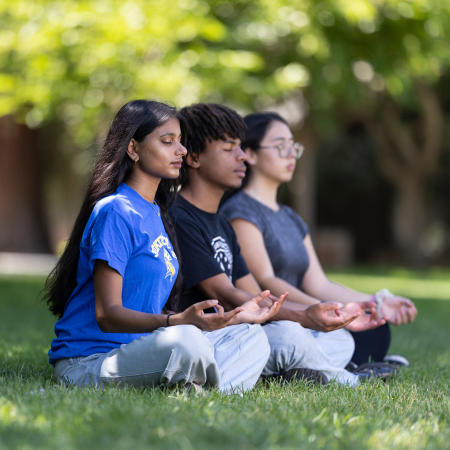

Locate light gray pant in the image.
[310,328,355,369]
[54,324,270,394]
[261,321,359,386]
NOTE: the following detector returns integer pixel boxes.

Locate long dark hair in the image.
[43,100,187,318]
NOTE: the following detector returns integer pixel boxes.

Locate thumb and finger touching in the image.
[327,312,360,328]
[321,302,344,312]
[252,290,271,304]
[224,307,244,321]
[358,301,377,310]
[194,300,218,311]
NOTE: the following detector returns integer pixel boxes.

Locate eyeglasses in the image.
[259,141,304,160]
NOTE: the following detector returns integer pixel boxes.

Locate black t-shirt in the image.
[169,195,250,311]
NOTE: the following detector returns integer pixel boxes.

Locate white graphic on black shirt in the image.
[211,236,233,281]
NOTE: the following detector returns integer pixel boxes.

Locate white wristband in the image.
[372,288,394,319]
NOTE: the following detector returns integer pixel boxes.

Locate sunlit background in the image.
[1,0,450,270]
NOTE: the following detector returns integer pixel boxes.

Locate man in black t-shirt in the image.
[169,103,370,385]
[170,195,250,312]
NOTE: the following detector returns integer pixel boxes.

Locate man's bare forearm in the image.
[204,285,254,311]
[258,298,308,326]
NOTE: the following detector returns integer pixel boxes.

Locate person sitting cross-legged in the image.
[220,111,417,371]
[44,100,276,395]
[169,103,389,385]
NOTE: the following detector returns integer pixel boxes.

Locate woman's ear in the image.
[185,152,200,169]
[126,139,139,164]
[244,147,257,166]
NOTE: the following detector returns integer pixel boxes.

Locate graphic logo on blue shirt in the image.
[164,248,176,282]
[151,234,177,259]
[151,234,177,282]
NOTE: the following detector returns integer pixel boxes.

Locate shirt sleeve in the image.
[173,218,230,290]
[285,207,310,238]
[220,197,264,232]
[88,209,134,277]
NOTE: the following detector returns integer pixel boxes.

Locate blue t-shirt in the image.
[49,183,179,364]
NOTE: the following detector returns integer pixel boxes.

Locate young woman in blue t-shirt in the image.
[221,111,417,369]
[44,100,276,393]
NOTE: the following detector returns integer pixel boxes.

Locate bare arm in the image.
[301,235,372,303]
[199,272,254,309]
[231,219,319,306]
[231,219,373,305]
[206,270,363,332]
[197,272,284,324]
[230,219,384,331]
[302,236,417,325]
[231,218,375,304]
[231,218,416,325]
[93,260,243,333]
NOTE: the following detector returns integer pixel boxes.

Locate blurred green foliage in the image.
[1,0,450,147]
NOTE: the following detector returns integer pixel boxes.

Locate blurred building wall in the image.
[0,116,50,253]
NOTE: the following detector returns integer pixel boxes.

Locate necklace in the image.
[246,188,264,203]
[245,188,279,212]
[150,201,160,217]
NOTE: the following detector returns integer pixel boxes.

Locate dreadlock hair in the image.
[43,100,187,318]
[178,103,247,184]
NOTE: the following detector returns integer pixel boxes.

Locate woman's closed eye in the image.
[162,136,182,145]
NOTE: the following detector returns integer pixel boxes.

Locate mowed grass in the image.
[1,268,450,450]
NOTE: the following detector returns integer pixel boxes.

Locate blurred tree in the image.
[369,82,443,264]
[0,0,239,251]
[209,0,450,264]
[1,0,449,261]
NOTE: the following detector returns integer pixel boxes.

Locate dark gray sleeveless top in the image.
[220,191,310,289]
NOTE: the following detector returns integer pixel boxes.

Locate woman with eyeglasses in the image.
[220,112,417,371]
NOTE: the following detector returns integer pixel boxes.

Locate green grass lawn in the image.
[1,268,450,450]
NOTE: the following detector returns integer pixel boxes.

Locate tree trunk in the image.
[290,126,319,237]
[369,81,443,266]
[0,115,50,253]
[392,179,427,266]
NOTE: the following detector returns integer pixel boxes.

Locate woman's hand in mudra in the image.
[173,300,243,332]
[341,301,386,332]
[381,296,417,326]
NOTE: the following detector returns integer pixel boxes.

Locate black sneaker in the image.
[383,354,410,367]
[280,368,329,386]
[351,362,398,381]
[345,361,359,372]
